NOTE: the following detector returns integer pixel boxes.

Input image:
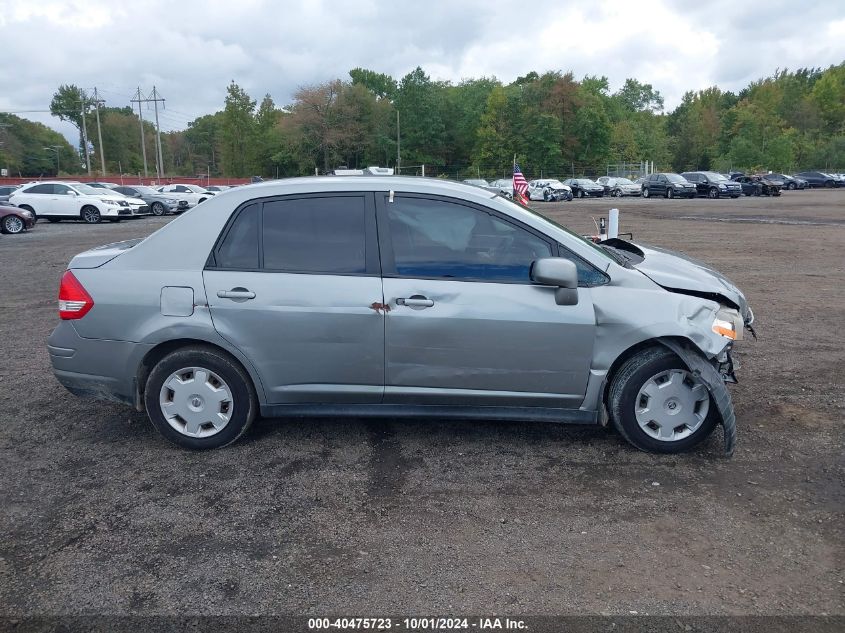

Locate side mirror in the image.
[68,190,78,196]
[530,258,579,306]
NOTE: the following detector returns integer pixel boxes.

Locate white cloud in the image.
[1,0,843,146]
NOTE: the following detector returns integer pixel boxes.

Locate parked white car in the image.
[527,179,572,201]
[9,181,139,224]
[489,179,514,198]
[156,184,216,207]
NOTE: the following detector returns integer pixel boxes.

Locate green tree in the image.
[220,81,256,177]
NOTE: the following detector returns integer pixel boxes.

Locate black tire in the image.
[2,214,25,234]
[81,206,101,224]
[543,190,551,202]
[788,182,796,190]
[642,188,650,198]
[666,187,674,199]
[18,205,36,223]
[825,180,834,188]
[577,189,584,199]
[151,202,166,216]
[608,346,719,454]
[708,187,719,199]
[144,346,257,450]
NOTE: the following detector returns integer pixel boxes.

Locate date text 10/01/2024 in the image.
[307,617,528,630]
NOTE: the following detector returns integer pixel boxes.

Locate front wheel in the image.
[788,182,796,190]
[666,187,674,199]
[151,202,167,216]
[144,346,257,449]
[708,187,719,199]
[577,189,584,199]
[613,189,623,197]
[608,347,718,453]
[642,188,650,198]
[543,190,551,202]
[1,215,25,234]
[81,206,101,224]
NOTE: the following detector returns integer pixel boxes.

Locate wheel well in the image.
[136,339,258,410]
[602,337,692,405]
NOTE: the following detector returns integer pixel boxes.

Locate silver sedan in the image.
[49,177,753,454]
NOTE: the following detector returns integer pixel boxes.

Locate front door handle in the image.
[217,288,255,300]
[396,296,434,308]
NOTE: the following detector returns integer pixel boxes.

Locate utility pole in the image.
[80,93,91,175]
[130,87,149,179]
[396,110,401,174]
[93,87,106,176]
[150,86,166,180]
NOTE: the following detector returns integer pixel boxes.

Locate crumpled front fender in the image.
[658,337,737,457]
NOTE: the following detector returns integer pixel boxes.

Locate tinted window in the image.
[262,196,366,273]
[216,204,259,269]
[387,197,551,283]
[54,184,72,195]
[24,184,53,194]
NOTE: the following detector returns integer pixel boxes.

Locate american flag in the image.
[513,163,529,204]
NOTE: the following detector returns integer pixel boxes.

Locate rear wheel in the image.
[144,346,257,449]
[609,347,718,453]
[81,206,101,224]
[1,215,25,234]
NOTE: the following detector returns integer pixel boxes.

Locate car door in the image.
[51,183,81,216]
[377,193,596,408]
[203,193,385,404]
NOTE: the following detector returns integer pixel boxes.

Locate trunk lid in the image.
[68,238,143,269]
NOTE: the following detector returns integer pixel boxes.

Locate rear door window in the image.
[215,204,259,269]
[262,196,367,273]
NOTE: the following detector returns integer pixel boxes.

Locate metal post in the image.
[151,86,165,180]
[80,95,91,175]
[93,88,106,176]
[396,110,400,173]
[132,88,149,178]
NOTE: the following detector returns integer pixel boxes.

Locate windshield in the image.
[575,179,597,185]
[545,180,566,188]
[497,196,617,264]
[666,174,687,184]
[702,172,729,181]
[614,178,634,185]
[184,184,208,193]
[133,186,159,194]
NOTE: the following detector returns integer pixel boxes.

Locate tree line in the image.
[1,63,842,179]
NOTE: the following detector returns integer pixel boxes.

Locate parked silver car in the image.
[596,176,642,197]
[48,177,753,454]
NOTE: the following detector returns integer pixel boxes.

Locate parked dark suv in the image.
[794,171,840,188]
[641,173,697,199]
[681,172,742,199]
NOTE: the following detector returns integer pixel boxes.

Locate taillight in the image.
[58,270,94,320]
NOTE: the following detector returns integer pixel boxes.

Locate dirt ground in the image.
[0,189,842,617]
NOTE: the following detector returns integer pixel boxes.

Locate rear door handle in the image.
[396,296,434,308]
[217,288,255,300]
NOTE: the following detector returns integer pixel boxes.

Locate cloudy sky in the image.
[2,0,843,144]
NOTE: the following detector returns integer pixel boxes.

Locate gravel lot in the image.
[0,190,842,617]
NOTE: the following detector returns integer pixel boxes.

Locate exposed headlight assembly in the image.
[712,307,744,340]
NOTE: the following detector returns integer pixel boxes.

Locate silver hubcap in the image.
[159,366,233,438]
[635,369,710,442]
[84,208,99,222]
[5,216,23,232]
